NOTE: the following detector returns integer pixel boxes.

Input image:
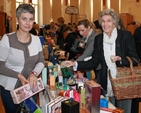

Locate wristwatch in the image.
[31,71,38,76]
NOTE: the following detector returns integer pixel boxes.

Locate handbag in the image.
[109,56,141,100]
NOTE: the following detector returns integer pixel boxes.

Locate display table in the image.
[39,92,118,113]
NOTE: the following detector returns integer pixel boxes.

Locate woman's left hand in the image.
[110,55,121,62]
[61,61,76,68]
[28,74,37,89]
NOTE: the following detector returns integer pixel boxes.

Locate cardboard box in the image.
[61,99,80,113]
[113,108,124,113]
[10,78,44,104]
[46,96,68,113]
[100,108,124,113]
[85,80,101,113]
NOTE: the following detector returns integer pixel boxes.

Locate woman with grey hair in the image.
[0,4,45,113]
[61,9,138,113]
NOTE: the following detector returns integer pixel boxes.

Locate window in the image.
[16,0,38,23]
[16,0,23,8]
[31,0,38,23]
[32,0,38,4]
[16,0,23,2]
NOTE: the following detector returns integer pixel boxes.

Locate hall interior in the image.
[0,0,141,36]
[0,0,141,113]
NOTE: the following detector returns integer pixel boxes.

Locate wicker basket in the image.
[109,56,141,100]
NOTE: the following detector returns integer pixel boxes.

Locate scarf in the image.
[103,27,117,97]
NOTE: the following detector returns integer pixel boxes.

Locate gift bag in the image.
[16,102,29,113]
[16,98,42,113]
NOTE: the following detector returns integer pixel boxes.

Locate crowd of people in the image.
[1,3,141,113]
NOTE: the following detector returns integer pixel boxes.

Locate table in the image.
[39,91,118,113]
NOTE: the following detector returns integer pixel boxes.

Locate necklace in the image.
[17,31,30,43]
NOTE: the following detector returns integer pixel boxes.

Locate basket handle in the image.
[109,56,133,79]
[126,56,134,74]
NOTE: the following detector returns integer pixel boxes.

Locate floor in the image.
[0,97,5,113]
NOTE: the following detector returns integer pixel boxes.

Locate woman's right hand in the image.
[61,61,76,68]
[18,74,29,86]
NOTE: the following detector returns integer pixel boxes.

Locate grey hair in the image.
[98,9,120,27]
[16,4,35,18]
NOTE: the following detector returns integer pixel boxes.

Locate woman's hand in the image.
[61,61,76,68]
[110,55,121,62]
[18,74,29,86]
[28,74,38,89]
[76,71,84,79]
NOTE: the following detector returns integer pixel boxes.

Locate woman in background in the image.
[63,25,77,60]
[76,19,99,61]
[56,17,67,50]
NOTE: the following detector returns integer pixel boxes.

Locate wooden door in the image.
[0,12,6,37]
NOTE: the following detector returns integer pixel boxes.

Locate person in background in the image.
[133,24,141,62]
[76,19,99,61]
[72,22,77,32]
[0,4,45,113]
[33,22,40,35]
[50,21,59,44]
[117,18,126,30]
[56,17,67,50]
[68,22,72,27]
[44,24,51,37]
[30,27,37,35]
[93,20,103,33]
[50,22,59,34]
[75,19,100,81]
[61,9,138,113]
[29,22,37,35]
[63,25,77,60]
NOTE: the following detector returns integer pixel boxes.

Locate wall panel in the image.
[93,0,102,21]
[111,0,119,14]
[52,0,61,23]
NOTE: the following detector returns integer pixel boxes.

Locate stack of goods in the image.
[10,78,44,104]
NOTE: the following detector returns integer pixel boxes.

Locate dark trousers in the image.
[131,98,141,113]
[1,86,19,113]
[0,86,37,113]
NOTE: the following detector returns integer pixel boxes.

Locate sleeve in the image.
[0,34,19,78]
[76,37,94,61]
[133,27,139,42]
[76,35,101,71]
[119,31,139,67]
[32,36,45,76]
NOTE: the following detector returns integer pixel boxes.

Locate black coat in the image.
[64,32,77,53]
[77,29,138,91]
[134,26,141,43]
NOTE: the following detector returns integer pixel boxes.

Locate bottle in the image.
[105,94,109,101]
[105,94,109,108]
[47,69,52,85]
